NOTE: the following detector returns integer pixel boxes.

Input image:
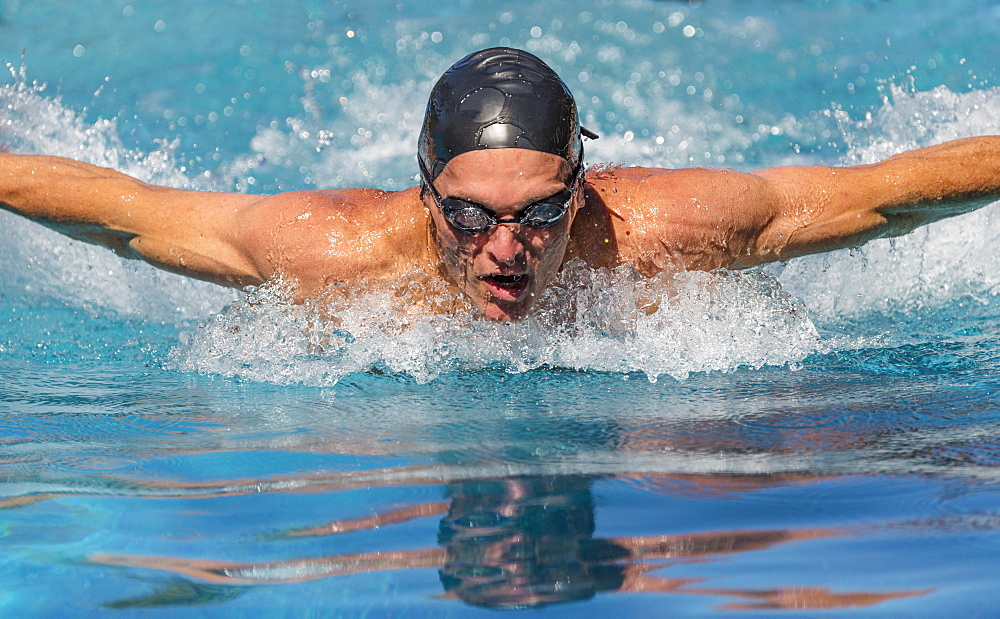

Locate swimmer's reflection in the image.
[91,473,928,611]
[437,475,619,607]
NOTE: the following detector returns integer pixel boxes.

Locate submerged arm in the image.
[0,153,265,287]
[738,136,1000,266]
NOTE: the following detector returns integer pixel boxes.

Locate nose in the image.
[485,224,525,267]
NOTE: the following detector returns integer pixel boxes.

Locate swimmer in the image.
[2,47,1000,322]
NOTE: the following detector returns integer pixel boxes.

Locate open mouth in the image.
[479,273,529,300]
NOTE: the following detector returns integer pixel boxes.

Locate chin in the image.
[477,298,533,323]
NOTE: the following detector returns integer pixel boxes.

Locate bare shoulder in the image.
[572,166,775,274]
[234,186,429,298]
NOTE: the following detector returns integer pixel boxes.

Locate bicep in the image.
[120,186,269,287]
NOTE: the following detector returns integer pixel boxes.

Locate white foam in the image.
[242,72,426,191]
[167,262,822,385]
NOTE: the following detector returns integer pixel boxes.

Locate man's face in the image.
[425,149,580,322]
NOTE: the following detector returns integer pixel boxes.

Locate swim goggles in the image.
[418,156,581,235]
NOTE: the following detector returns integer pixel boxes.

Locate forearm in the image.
[802,136,1000,229]
[875,135,1000,227]
[0,153,148,231]
[1,152,264,287]
[746,136,1000,263]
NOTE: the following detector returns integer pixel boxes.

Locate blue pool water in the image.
[3,0,1000,614]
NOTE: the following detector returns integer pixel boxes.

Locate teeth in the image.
[486,273,526,290]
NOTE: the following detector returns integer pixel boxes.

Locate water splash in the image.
[0,65,236,322]
[1,64,194,186]
[168,262,821,385]
[777,85,1000,326]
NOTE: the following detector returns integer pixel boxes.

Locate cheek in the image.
[432,226,480,280]
[529,229,569,268]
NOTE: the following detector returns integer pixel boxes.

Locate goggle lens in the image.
[439,189,574,234]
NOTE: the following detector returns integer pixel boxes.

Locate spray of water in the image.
[0,68,235,322]
[166,262,821,385]
[777,84,1000,327]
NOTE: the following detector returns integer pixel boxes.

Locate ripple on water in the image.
[46,453,146,473]
[0,409,234,500]
[903,438,1000,470]
[0,412,221,444]
[853,346,979,377]
[734,409,847,430]
[610,472,957,544]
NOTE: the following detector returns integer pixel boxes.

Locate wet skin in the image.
[425,149,581,322]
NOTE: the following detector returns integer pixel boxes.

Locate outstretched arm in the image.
[739,136,1000,266]
[0,153,265,287]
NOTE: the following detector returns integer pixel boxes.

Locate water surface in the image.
[2,0,1000,614]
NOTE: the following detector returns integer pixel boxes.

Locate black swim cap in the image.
[418,47,596,181]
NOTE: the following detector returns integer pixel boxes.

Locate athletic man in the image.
[2,47,999,321]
